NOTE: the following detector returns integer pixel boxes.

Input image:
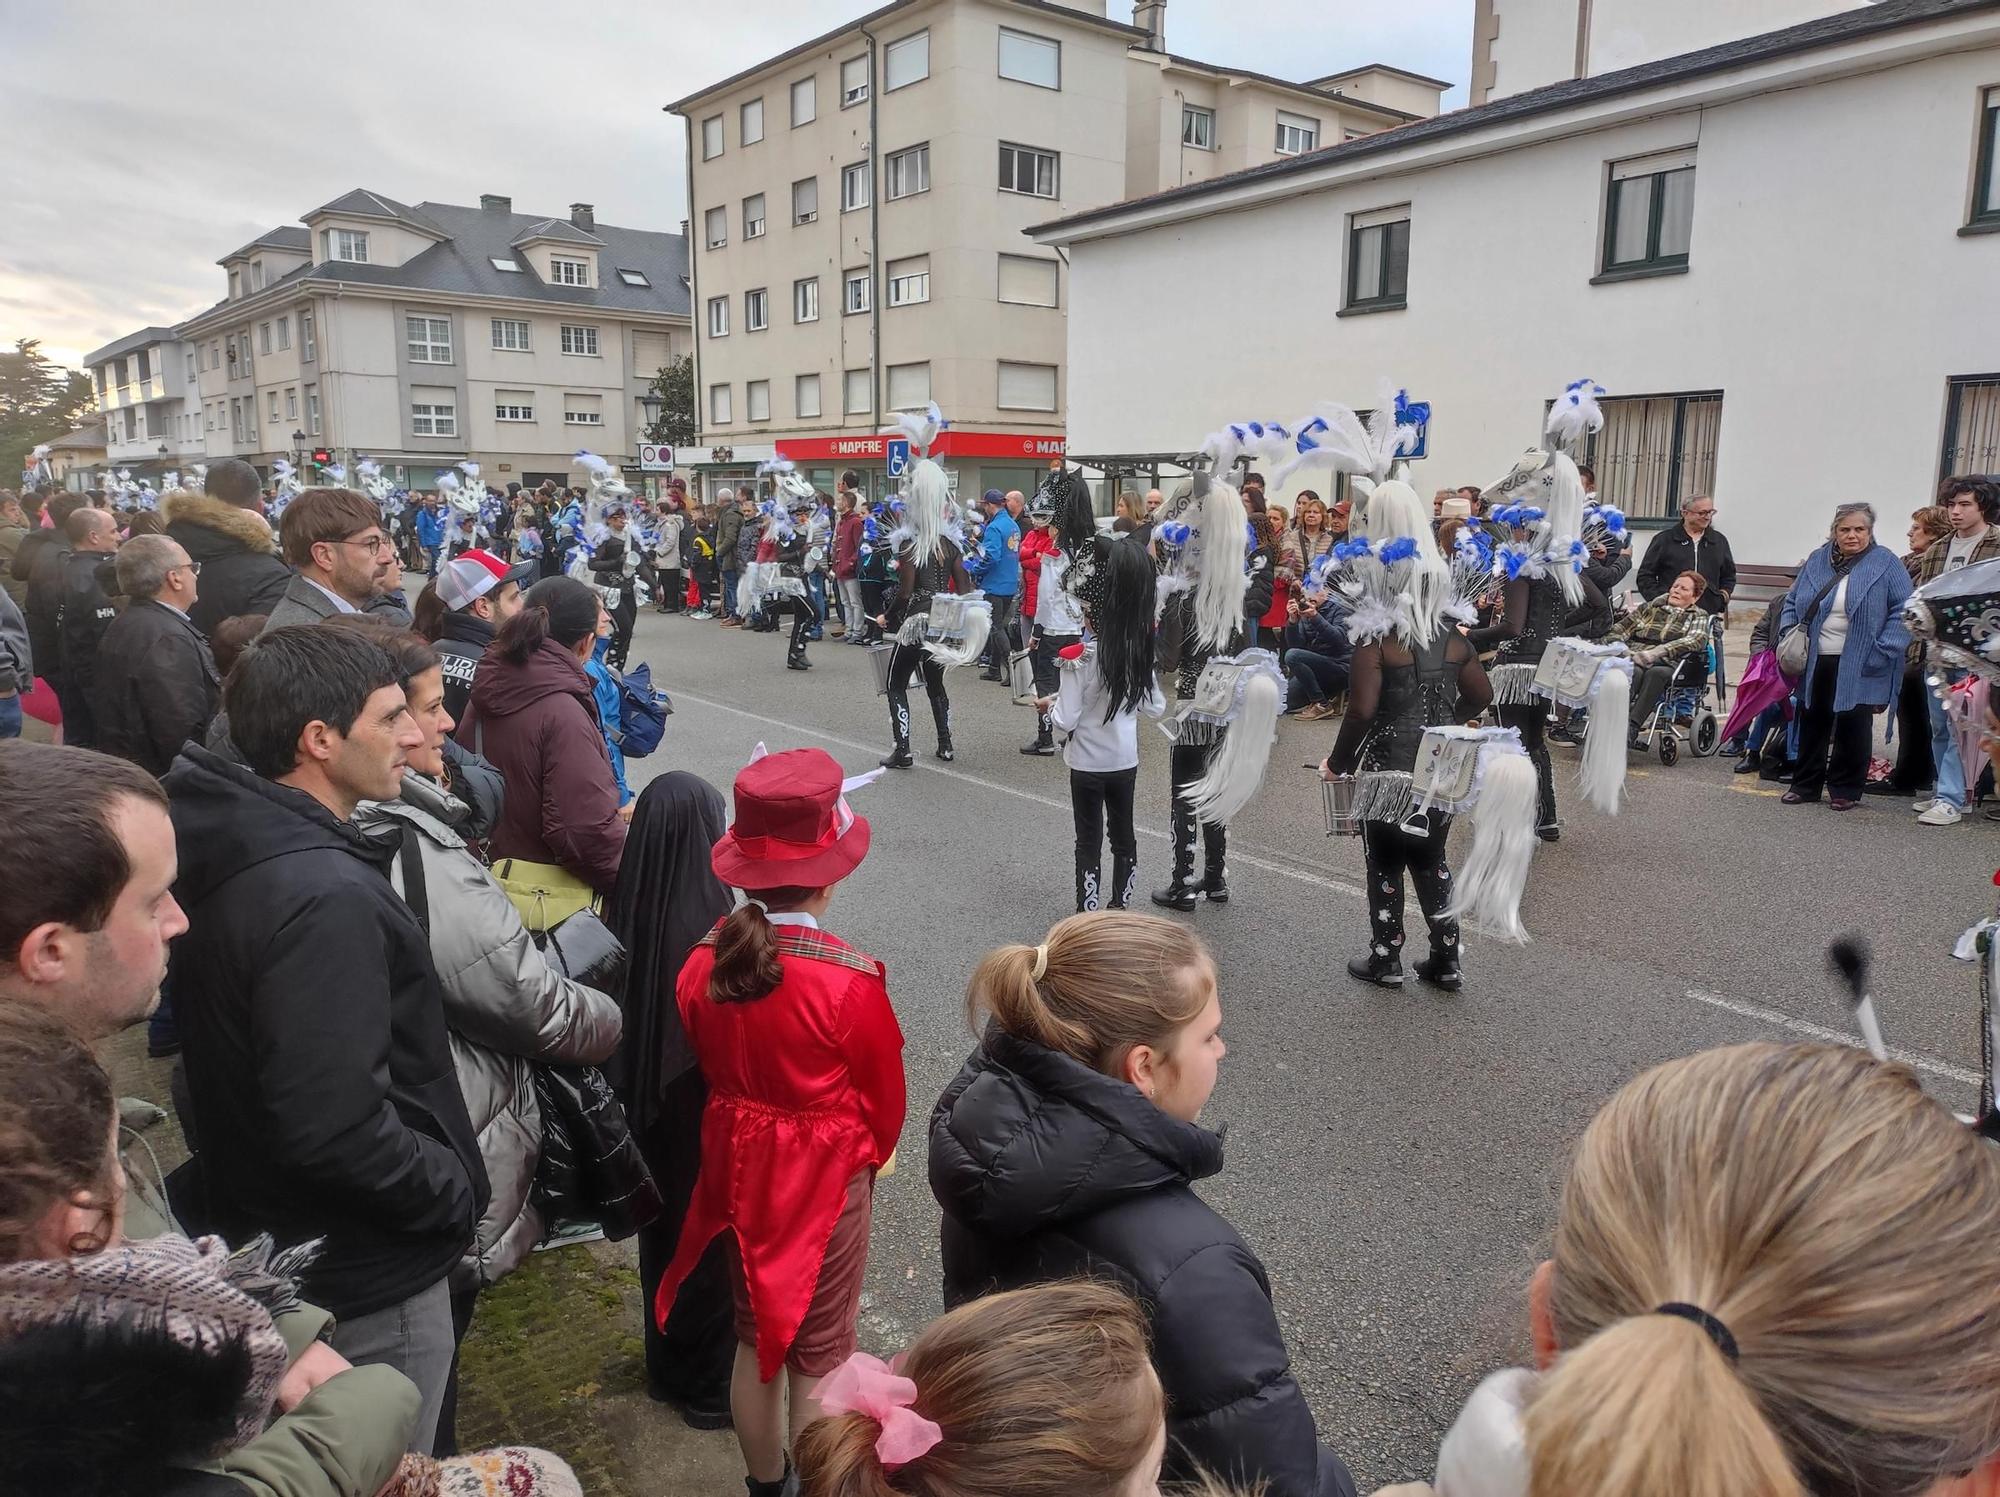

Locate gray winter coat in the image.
[355,774,622,1290]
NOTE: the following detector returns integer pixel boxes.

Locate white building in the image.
[82,327,205,480]
[1034,0,2000,571]
[670,0,1441,502]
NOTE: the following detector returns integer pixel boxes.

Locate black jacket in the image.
[23,536,70,684]
[90,601,221,776]
[929,1030,1357,1497]
[162,744,488,1319]
[434,609,496,726]
[1637,523,1736,615]
[162,493,293,637]
[57,548,119,689]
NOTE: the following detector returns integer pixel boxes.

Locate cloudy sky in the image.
[0,0,1472,370]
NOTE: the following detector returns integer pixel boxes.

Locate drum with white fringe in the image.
[1529,637,1632,710]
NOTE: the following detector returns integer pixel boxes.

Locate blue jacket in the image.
[416,506,446,549]
[968,510,1021,597]
[584,647,634,806]
[1779,541,1911,712]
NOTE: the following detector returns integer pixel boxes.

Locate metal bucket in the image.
[1008,649,1037,705]
[1322,774,1363,837]
[870,641,896,696]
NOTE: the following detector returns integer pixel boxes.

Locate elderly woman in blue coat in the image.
[1778,502,1912,809]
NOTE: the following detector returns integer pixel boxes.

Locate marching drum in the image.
[869,641,896,695]
[1322,774,1363,837]
[1531,636,1631,710]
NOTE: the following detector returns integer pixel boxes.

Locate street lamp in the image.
[638,392,664,443]
[292,429,307,470]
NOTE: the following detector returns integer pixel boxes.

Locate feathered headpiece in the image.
[885,401,948,460]
[1265,383,1421,499]
[1475,380,1604,609]
[1199,419,1295,478]
[1330,480,1451,647]
[1155,471,1251,654]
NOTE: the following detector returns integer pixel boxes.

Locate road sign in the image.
[638,443,675,472]
[885,439,911,477]
[1396,422,1429,461]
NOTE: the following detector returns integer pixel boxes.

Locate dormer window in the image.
[491,257,522,272]
[550,256,591,287]
[325,228,370,264]
[252,261,266,289]
[229,270,242,299]
[618,268,651,287]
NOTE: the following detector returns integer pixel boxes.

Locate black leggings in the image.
[886,639,950,749]
[1362,814,1458,957]
[1167,736,1227,881]
[1496,700,1556,830]
[784,590,819,652]
[1071,766,1138,911]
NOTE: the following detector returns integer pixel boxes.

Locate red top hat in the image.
[712,748,871,890]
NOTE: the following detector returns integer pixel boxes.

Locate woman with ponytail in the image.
[795,1280,1166,1497]
[929,912,1357,1497]
[1392,1042,2000,1497]
[655,748,905,1497]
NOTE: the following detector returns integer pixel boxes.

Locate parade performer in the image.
[653,748,904,1497]
[1320,481,1537,989]
[1042,536,1165,911]
[1469,380,1608,841]
[872,407,988,768]
[1150,469,1276,909]
[1019,472,1086,756]
[774,483,823,671]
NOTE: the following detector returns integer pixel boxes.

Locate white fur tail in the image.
[1190,673,1282,825]
[923,607,992,670]
[1577,666,1631,815]
[1447,753,1537,944]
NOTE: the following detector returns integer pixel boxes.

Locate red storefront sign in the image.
[775,430,1066,462]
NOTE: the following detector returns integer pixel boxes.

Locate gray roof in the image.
[512,216,606,248]
[178,196,690,330]
[306,188,447,237]
[1308,62,1455,90]
[1036,0,1998,237]
[47,423,106,451]
[219,225,311,264]
[83,326,181,367]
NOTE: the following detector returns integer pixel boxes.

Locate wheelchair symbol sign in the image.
[886,439,911,477]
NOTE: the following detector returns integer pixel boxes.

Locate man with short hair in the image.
[263,487,397,630]
[56,506,120,747]
[1241,472,1267,515]
[161,458,293,635]
[833,488,865,643]
[414,493,447,575]
[163,626,485,1449]
[91,535,221,776]
[971,489,1022,682]
[432,547,534,724]
[22,493,87,698]
[1910,475,2000,826]
[1637,495,1736,616]
[715,485,746,625]
[1005,489,1025,522]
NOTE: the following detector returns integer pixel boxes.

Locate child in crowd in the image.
[585,603,635,816]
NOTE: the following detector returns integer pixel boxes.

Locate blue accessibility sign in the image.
[885,439,911,477]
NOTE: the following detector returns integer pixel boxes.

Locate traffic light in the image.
[312,449,331,466]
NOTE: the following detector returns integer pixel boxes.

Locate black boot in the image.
[1412,948,1463,991]
[1347,950,1405,987]
[1108,853,1137,911]
[1075,854,1102,912]
[745,1463,797,1497]
[1021,712,1056,756]
[1151,795,1200,910]
[882,702,914,769]
[1198,825,1229,903]
[934,733,955,762]
[786,639,811,671]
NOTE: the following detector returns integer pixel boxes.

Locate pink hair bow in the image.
[818,1351,943,1469]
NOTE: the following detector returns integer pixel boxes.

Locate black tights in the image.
[1071,767,1138,910]
[785,592,818,657]
[1361,814,1458,958]
[1167,737,1226,886]
[1496,700,1557,831]
[886,640,951,750]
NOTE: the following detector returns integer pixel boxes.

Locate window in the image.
[1552,391,1722,519]
[1602,149,1696,276]
[887,255,930,307]
[491,256,522,272]
[411,398,457,437]
[267,391,279,423]
[1182,104,1216,150]
[704,205,727,249]
[1943,375,2000,475]
[998,142,1059,198]
[795,373,822,419]
[1345,208,1410,312]
[792,177,818,225]
[701,114,723,159]
[998,28,1060,89]
[843,269,871,315]
[550,255,591,286]
[210,339,221,369]
[885,30,929,91]
[740,97,764,145]
[1972,89,2000,228]
[185,351,196,380]
[1275,111,1319,155]
[284,387,297,419]
[886,362,930,410]
[326,228,368,263]
[996,361,1058,411]
[841,55,870,107]
[794,277,819,323]
[841,161,871,212]
[618,268,650,287]
[886,143,930,200]
[301,316,314,362]
[496,393,535,422]
[743,193,766,239]
[229,270,241,299]
[276,315,290,350]
[997,253,1059,307]
[136,349,151,381]
[844,368,870,415]
[305,385,319,435]
[564,393,604,426]
[708,296,730,337]
[229,398,241,442]
[745,288,769,331]
[710,384,732,424]
[253,262,266,289]
[746,380,771,421]
[791,75,816,127]
[491,317,531,351]
[559,324,600,356]
[258,323,272,356]
[406,315,453,363]
[224,335,237,371]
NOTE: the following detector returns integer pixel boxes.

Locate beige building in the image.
[670,0,1442,501]
[173,192,692,491]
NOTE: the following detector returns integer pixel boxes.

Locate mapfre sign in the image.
[776,430,1066,462]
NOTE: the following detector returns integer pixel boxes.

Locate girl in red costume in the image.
[654,746,905,1497]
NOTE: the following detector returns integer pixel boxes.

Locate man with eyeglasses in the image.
[263,487,400,632]
[90,534,220,777]
[1637,494,1735,617]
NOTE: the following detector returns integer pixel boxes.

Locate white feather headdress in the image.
[885,400,948,459]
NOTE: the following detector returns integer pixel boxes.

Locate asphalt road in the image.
[620,606,1997,1487]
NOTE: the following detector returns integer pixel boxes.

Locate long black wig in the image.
[1089,533,1159,723]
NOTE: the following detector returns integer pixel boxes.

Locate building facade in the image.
[82,327,204,480]
[171,193,692,491]
[1034,0,2000,570]
[670,0,1439,502]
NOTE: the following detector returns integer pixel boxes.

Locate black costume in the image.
[774,519,819,670]
[1469,570,1600,836]
[881,539,972,767]
[589,537,639,669]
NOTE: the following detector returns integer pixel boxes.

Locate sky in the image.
[0,0,1473,371]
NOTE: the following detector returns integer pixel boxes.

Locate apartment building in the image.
[172,193,692,491]
[82,327,205,478]
[1033,0,2000,569]
[670,0,1441,502]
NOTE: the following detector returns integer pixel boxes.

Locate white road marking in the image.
[1685,987,1982,1088]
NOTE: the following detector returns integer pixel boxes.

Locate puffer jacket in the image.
[930,1028,1357,1497]
[355,772,622,1291]
[162,492,292,637]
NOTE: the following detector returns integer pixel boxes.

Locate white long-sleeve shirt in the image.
[1050,642,1166,772]
[1034,547,1086,635]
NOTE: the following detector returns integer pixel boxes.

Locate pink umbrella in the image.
[1722,649,1794,743]
[21,676,61,728]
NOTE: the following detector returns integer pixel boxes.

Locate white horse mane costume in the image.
[880,403,990,668]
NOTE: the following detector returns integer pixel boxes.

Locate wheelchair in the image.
[1631,616,1727,766]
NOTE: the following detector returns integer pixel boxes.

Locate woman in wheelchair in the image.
[1608,570,1713,748]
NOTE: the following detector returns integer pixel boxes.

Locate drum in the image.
[1322,774,1363,837]
[1532,637,1629,710]
[1008,649,1037,704]
[869,641,896,696]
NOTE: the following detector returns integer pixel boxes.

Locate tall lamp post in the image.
[292,429,307,473]
[638,393,666,497]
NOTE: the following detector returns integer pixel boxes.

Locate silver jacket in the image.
[355,774,622,1290]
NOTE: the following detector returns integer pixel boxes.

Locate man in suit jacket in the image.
[262,487,398,632]
[91,535,220,776]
